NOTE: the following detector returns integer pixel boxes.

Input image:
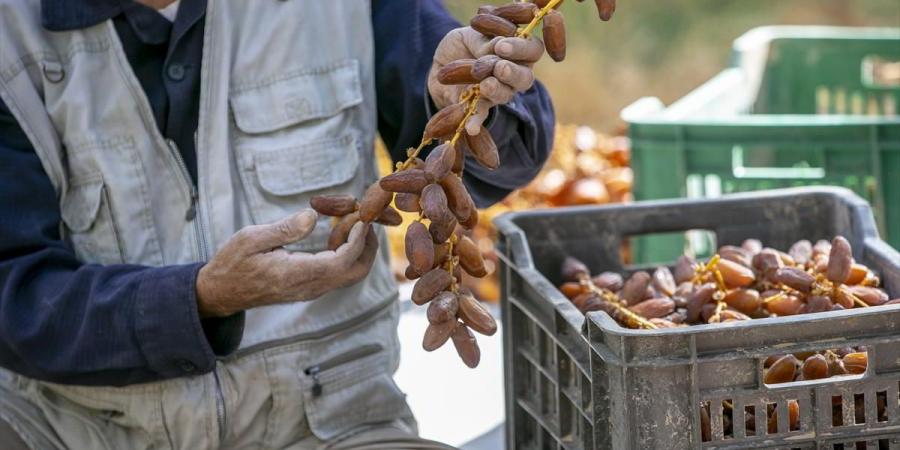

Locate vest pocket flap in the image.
[230,60,363,134]
[61,178,104,232]
[254,135,359,196]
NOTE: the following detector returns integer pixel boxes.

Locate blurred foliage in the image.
[444,0,900,130]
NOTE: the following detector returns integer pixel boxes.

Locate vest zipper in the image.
[164,139,210,259]
[212,368,227,443]
[166,139,225,440]
[304,344,383,397]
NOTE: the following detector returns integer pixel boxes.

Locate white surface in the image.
[157,0,181,21]
[394,283,505,447]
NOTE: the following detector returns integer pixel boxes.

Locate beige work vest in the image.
[0,1,412,448]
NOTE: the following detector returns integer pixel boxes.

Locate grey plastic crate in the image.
[495,187,900,449]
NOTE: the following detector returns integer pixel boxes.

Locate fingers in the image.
[479,76,514,104]
[236,209,318,254]
[465,98,493,136]
[330,221,370,266]
[494,37,544,63]
[492,59,534,92]
[344,226,380,281]
[434,28,496,66]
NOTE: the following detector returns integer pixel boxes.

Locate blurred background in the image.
[446,0,900,130]
[390,3,899,447]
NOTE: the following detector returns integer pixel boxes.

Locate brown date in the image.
[826,236,852,284]
[358,183,393,223]
[774,267,815,293]
[420,184,451,225]
[424,144,456,182]
[327,211,360,251]
[427,291,459,324]
[628,297,675,319]
[593,271,624,291]
[428,214,458,244]
[542,10,566,62]
[788,240,813,266]
[723,289,761,315]
[436,59,478,85]
[423,319,457,351]
[717,258,755,288]
[673,255,697,284]
[842,352,868,374]
[491,2,538,24]
[457,235,488,278]
[561,256,590,282]
[801,354,829,380]
[424,102,466,141]
[471,55,501,81]
[406,221,435,275]
[465,127,500,170]
[651,266,676,297]
[451,323,481,368]
[765,354,799,384]
[394,192,421,213]
[620,271,651,305]
[458,292,497,336]
[310,194,357,217]
[375,206,402,226]
[379,169,430,194]
[412,267,453,305]
[439,174,475,224]
[469,13,517,38]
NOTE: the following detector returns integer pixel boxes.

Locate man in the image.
[0,0,559,448]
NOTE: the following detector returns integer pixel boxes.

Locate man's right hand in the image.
[195,210,378,318]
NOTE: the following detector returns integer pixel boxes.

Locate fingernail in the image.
[499,63,511,79]
[496,42,512,56]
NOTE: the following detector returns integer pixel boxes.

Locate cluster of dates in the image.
[313,0,577,367]
[701,347,880,440]
[560,236,898,439]
[559,236,897,330]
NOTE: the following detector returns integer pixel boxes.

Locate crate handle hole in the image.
[744,405,755,437]
[622,229,717,267]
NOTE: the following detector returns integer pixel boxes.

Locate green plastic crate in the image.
[622,26,900,263]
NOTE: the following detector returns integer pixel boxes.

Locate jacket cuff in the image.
[134,263,243,378]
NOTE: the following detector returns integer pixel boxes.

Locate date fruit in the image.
[470,13,517,38]
[451,323,481,368]
[542,10,566,62]
[406,222,435,275]
[380,169,430,194]
[437,59,479,85]
[310,194,357,217]
[423,319,458,351]
[427,291,459,324]
[358,183,393,223]
[412,267,454,305]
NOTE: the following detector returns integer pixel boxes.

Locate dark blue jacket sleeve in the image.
[0,99,240,386]
[371,0,555,207]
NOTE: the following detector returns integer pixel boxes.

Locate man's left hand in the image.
[428,27,544,136]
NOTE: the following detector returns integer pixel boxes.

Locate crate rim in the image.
[494,186,900,338]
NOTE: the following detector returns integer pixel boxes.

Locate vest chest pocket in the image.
[231,60,367,252]
[60,177,125,265]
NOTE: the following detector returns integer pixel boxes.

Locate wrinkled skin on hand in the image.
[428,26,545,136]
[196,209,379,317]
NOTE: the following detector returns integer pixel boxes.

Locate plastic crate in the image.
[495,187,900,449]
[622,26,900,262]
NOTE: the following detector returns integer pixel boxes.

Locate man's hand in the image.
[196,210,379,318]
[428,27,544,136]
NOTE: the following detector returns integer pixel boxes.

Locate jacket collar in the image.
[41,0,123,31]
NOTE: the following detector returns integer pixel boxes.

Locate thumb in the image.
[242,209,318,253]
